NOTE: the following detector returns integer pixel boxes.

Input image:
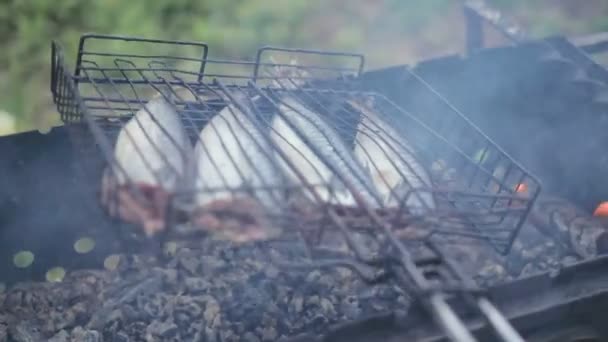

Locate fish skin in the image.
[101,91,192,236]
[270,94,382,208]
[350,98,436,213]
[192,92,286,213]
[110,91,193,189]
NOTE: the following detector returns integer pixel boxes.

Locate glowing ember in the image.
[594,202,608,217]
[515,183,528,193]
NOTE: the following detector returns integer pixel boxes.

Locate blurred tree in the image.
[0,0,606,134]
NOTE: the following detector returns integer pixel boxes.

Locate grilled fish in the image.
[266,57,379,208]
[191,90,285,242]
[101,90,193,236]
[350,98,436,214]
[270,94,382,208]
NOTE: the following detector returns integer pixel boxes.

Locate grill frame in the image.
[48,33,547,340]
[50,33,542,256]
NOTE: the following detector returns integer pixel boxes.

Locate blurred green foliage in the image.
[1,0,607,134]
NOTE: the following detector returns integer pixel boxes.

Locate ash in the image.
[0,236,409,342]
[1,198,603,341]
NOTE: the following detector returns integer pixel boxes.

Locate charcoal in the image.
[48,330,69,342]
[243,331,261,342]
[184,277,211,293]
[70,327,101,342]
[112,331,131,342]
[0,315,7,342]
[1,218,591,341]
[145,319,178,339]
[178,254,200,275]
[9,320,45,342]
[205,327,218,342]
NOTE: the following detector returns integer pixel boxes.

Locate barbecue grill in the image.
[2,1,607,341]
[45,30,543,341]
[448,0,608,215]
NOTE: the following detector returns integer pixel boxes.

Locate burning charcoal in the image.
[2,213,535,341]
[310,314,329,328]
[184,277,211,294]
[569,216,608,258]
[0,315,6,342]
[177,254,200,275]
[225,329,246,342]
[202,297,222,329]
[111,331,130,342]
[335,267,353,280]
[340,296,361,320]
[141,294,166,319]
[319,298,337,317]
[529,196,608,260]
[121,304,143,322]
[48,330,69,342]
[124,321,147,340]
[420,234,510,285]
[289,295,304,316]
[48,308,77,332]
[596,232,608,254]
[70,326,101,342]
[200,255,227,273]
[227,282,276,327]
[243,331,261,342]
[507,237,560,277]
[188,327,205,342]
[88,275,162,330]
[562,255,579,266]
[173,312,190,331]
[475,262,512,288]
[264,265,280,278]
[9,320,45,342]
[204,327,218,342]
[260,326,278,342]
[145,319,178,339]
[305,270,322,283]
[155,268,178,286]
[174,296,204,320]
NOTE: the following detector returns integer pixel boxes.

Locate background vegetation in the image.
[1,0,607,135]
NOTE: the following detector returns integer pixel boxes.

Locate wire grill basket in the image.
[48,32,545,342]
[50,34,541,255]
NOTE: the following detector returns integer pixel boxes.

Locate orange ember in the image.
[594,202,608,217]
[515,183,528,193]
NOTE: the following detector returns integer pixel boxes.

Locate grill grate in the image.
[50,33,542,341]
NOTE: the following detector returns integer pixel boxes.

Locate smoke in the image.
[405,44,608,213]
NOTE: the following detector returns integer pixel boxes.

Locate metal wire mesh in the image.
[50,33,541,252]
[48,33,544,342]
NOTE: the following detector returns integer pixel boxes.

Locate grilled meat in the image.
[268,58,381,209]
[270,95,381,208]
[191,90,285,242]
[100,90,192,237]
[350,97,436,214]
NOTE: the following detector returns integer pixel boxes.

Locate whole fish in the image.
[270,94,382,208]
[349,98,436,214]
[100,89,193,237]
[266,57,379,208]
[191,90,285,242]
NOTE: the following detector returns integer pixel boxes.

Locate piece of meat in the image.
[100,168,170,237]
[100,89,194,236]
[192,197,281,243]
